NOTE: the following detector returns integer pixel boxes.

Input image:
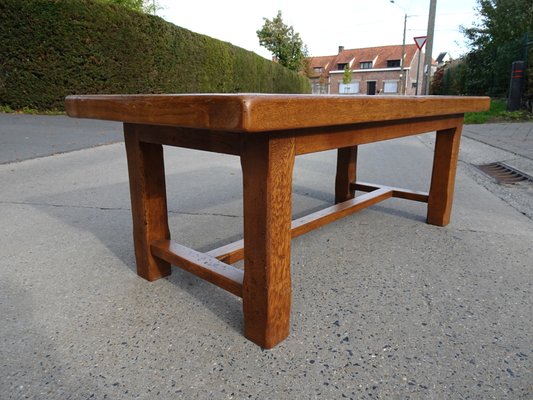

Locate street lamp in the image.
[390,1,407,95]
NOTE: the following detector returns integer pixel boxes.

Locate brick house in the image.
[307,44,427,95]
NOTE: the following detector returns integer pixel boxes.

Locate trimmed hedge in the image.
[0,0,310,110]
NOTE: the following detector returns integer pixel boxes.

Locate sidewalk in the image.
[463,122,533,161]
[458,122,533,221]
[0,117,532,399]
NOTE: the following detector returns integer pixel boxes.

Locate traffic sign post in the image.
[414,36,427,95]
[414,36,427,50]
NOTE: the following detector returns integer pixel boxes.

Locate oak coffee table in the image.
[66,94,489,348]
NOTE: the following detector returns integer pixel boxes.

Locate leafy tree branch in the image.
[257,10,308,72]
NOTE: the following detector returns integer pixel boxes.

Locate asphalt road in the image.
[0,112,531,399]
[0,113,122,164]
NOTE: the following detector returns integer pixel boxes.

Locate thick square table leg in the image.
[427,123,463,226]
[124,124,171,281]
[241,135,295,348]
[335,146,358,204]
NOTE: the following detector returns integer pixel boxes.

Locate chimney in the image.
[338,46,344,54]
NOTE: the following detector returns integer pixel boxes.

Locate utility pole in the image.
[390,1,408,95]
[400,13,407,95]
[422,0,437,95]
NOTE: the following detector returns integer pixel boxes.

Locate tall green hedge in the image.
[0,0,310,110]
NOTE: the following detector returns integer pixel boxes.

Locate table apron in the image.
[127,114,463,157]
[130,123,242,155]
[290,114,464,155]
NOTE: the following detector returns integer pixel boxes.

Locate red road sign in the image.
[414,36,427,50]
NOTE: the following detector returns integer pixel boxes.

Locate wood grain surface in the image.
[427,125,463,226]
[240,135,295,348]
[66,94,490,132]
[124,124,171,280]
[150,240,243,297]
[68,93,484,348]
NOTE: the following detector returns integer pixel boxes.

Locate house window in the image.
[312,82,329,94]
[313,67,323,73]
[337,63,348,70]
[360,61,372,69]
[387,60,401,68]
[339,82,360,94]
[383,80,398,93]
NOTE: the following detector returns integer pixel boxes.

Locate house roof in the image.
[307,55,337,77]
[306,44,420,75]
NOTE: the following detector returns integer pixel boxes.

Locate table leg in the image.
[124,124,171,281]
[335,146,358,203]
[427,123,463,226]
[241,135,295,348]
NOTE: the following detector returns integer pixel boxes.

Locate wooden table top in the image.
[65,94,490,133]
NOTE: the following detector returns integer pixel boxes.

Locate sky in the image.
[156,0,480,60]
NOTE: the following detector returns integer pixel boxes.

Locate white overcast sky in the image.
[156,0,480,60]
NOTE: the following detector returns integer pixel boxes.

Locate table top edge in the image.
[65,94,491,132]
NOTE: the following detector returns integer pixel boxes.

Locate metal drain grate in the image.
[476,162,533,184]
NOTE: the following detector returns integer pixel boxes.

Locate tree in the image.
[256,10,308,72]
[342,64,352,84]
[102,0,158,14]
[462,0,532,50]
[459,0,533,96]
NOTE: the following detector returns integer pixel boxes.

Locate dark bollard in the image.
[507,61,525,111]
